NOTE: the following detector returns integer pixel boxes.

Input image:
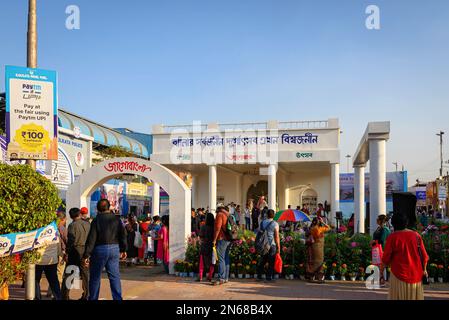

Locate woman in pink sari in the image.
[156,215,169,273]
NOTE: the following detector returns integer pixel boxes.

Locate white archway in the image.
[66,157,191,274]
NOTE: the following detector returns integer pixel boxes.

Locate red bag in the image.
[274,253,283,274]
[371,241,383,266]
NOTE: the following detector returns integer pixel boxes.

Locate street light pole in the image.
[346,154,351,173]
[437,131,445,178]
[393,162,398,172]
[25,0,37,300]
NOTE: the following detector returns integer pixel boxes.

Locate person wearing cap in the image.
[80,207,89,222]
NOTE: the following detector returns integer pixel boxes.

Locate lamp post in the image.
[437,131,445,178]
[392,162,398,172]
[25,0,37,300]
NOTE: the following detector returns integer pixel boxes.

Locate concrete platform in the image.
[8,265,449,300]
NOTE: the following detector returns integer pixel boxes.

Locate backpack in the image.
[225,213,239,241]
[255,220,274,255]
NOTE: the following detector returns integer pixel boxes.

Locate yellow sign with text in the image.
[14,123,51,152]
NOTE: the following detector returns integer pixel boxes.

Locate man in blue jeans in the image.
[212,206,231,285]
[83,199,127,300]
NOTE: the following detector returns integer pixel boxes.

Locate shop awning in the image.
[58,109,149,158]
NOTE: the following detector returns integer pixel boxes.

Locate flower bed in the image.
[178,222,449,282]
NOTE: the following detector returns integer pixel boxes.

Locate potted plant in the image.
[329,262,337,281]
[437,265,444,283]
[250,260,258,278]
[428,263,437,283]
[297,263,306,280]
[230,263,236,279]
[245,265,251,279]
[285,265,295,280]
[174,260,183,276]
[348,265,357,281]
[237,263,243,279]
[182,261,189,277]
[358,266,365,281]
[340,264,348,281]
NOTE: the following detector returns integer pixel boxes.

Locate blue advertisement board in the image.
[5,65,58,160]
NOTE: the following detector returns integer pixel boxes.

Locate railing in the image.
[163,123,208,133]
[159,120,329,133]
[278,120,328,130]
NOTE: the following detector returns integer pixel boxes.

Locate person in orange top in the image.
[382,213,428,300]
[306,217,331,283]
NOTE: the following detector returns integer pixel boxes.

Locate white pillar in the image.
[242,175,247,207]
[330,163,340,226]
[369,139,386,235]
[354,165,365,233]
[284,188,290,209]
[237,174,243,206]
[268,164,277,210]
[191,175,197,209]
[152,181,160,216]
[209,165,217,215]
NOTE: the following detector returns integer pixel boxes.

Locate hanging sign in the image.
[5,66,58,160]
[0,221,59,257]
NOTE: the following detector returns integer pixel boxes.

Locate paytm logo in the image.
[22,83,42,93]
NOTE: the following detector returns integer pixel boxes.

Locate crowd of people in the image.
[32,191,431,301]
[34,199,170,300]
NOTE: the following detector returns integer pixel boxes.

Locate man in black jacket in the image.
[83,199,127,300]
[62,207,90,300]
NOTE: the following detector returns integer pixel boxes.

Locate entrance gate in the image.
[66,157,191,274]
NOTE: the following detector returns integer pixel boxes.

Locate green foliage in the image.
[94,146,136,163]
[0,164,61,234]
[0,164,60,286]
[0,251,40,286]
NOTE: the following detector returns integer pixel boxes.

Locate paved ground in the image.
[8,264,449,300]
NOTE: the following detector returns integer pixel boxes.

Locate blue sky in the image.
[1,0,449,184]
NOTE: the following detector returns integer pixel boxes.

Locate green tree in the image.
[0,164,61,287]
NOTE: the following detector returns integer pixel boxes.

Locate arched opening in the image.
[66,157,191,274]
[300,187,318,213]
[246,180,268,207]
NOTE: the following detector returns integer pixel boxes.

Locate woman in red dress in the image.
[138,216,151,265]
[382,213,428,300]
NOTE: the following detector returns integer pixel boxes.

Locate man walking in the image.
[62,208,90,300]
[257,209,280,282]
[212,206,231,285]
[47,211,67,299]
[83,199,127,300]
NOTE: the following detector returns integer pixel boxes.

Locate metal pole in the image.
[440,132,444,178]
[393,162,398,172]
[25,0,37,300]
[437,131,444,178]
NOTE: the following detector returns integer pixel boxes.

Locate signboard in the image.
[416,187,427,207]
[152,127,340,165]
[0,221,59,257]
[36,146,75,200]
[438,183,447,200]
[340,171,407,202]
[0,135,24,165]
[5,66,58,160]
